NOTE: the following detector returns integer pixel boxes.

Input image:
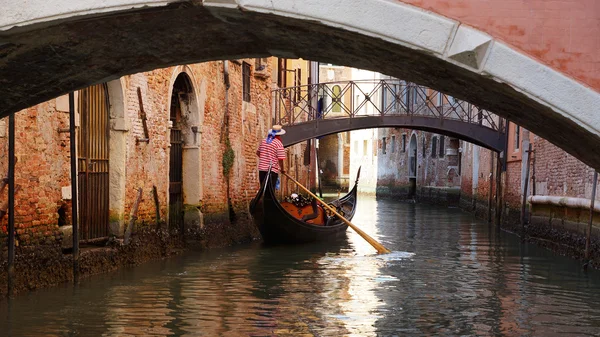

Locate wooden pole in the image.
[152,185,160,227]
[7,113,15,297]
[488,151,494,223]
[69,92,80,284]
[282,172,391,254]
[521,143,533,233]
[124,188,143,245]
[494,151,503,226]
[585,171,598,260]
[315,144,323,198]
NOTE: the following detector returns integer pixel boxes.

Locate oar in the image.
[281,172,391,254]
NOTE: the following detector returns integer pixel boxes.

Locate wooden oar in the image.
[281,172,391,254]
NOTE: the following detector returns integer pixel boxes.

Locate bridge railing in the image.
[273,79,505,133]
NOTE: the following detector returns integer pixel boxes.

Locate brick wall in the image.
[532,135,599,199]
[0,58,278,247]
[0,101,70,245]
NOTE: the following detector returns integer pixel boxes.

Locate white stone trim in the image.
[483,42,600,137]
[0,0,175,31]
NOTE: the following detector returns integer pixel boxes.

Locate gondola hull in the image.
[251,171,359,244]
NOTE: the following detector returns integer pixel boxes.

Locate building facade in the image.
[0,58,312,250]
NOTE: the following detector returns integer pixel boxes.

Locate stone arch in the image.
[167,68,204,229]
[1,1,600,169]
[106,78,127,237]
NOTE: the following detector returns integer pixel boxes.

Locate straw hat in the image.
[269,125,286,135]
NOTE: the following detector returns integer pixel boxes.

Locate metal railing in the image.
[273,79,505,134]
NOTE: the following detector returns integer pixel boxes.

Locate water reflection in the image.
[2,197,600,336]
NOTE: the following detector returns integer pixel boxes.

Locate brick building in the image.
[461,122,600,233]
[0,58,310,249]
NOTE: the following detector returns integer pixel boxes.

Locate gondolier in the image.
[256,125,286,188]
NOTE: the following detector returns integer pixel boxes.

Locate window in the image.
[437,92,443,106]
[391,135,396,153]
[242,62,251,102]
[431,136,437,158]
[382,83,398,113]
[373,140,377,157]
[412,86,419,104]
[514,124,520,150]
[295,68,302,102]
[354,140,359,154]
[332,85,342,113]
[363,140,368,156]
[382,137,387,154]
[402,82,409,109]
[277,58,287,88]
[439,135,445,158]
[402,134,406,152]
[447,95,456,105]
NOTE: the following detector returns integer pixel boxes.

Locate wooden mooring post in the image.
[124,188,143,245]
[7,113,15,297]
[69,92,80,284]
[487,152,494,223]
[495,151,503,226]
[521,143,533,233]
[153,185,160,228]
[585,171,598,260]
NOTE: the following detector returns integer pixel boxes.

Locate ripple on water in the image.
[2,200,600,336]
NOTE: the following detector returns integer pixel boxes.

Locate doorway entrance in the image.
[77,83,110,240]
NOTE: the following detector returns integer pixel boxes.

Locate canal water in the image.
[2,197,600,336]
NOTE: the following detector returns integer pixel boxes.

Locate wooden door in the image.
[77,84,110,240]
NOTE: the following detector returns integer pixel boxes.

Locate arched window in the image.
[431,136,437,158]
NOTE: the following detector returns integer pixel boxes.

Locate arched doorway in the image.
[169,75,190,231]
[408,133,418,197]
[168,71,203,231]
[77,83,110,240]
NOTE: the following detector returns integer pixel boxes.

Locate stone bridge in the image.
[276,80,506,152]
[1,0,599,168]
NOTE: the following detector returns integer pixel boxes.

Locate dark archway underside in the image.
[1,4,599,168]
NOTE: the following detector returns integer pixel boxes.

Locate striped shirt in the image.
[258,137,286,173]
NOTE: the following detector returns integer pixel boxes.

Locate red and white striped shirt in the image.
[257,137,286,173]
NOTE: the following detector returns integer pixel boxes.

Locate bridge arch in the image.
[281,116,505,152]
[1,0,600,168]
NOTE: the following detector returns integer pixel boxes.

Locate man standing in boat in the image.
[256,125,286,188]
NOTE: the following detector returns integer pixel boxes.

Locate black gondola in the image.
[250,167,360,244]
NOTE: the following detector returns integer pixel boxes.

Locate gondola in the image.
[250,167,360,244]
